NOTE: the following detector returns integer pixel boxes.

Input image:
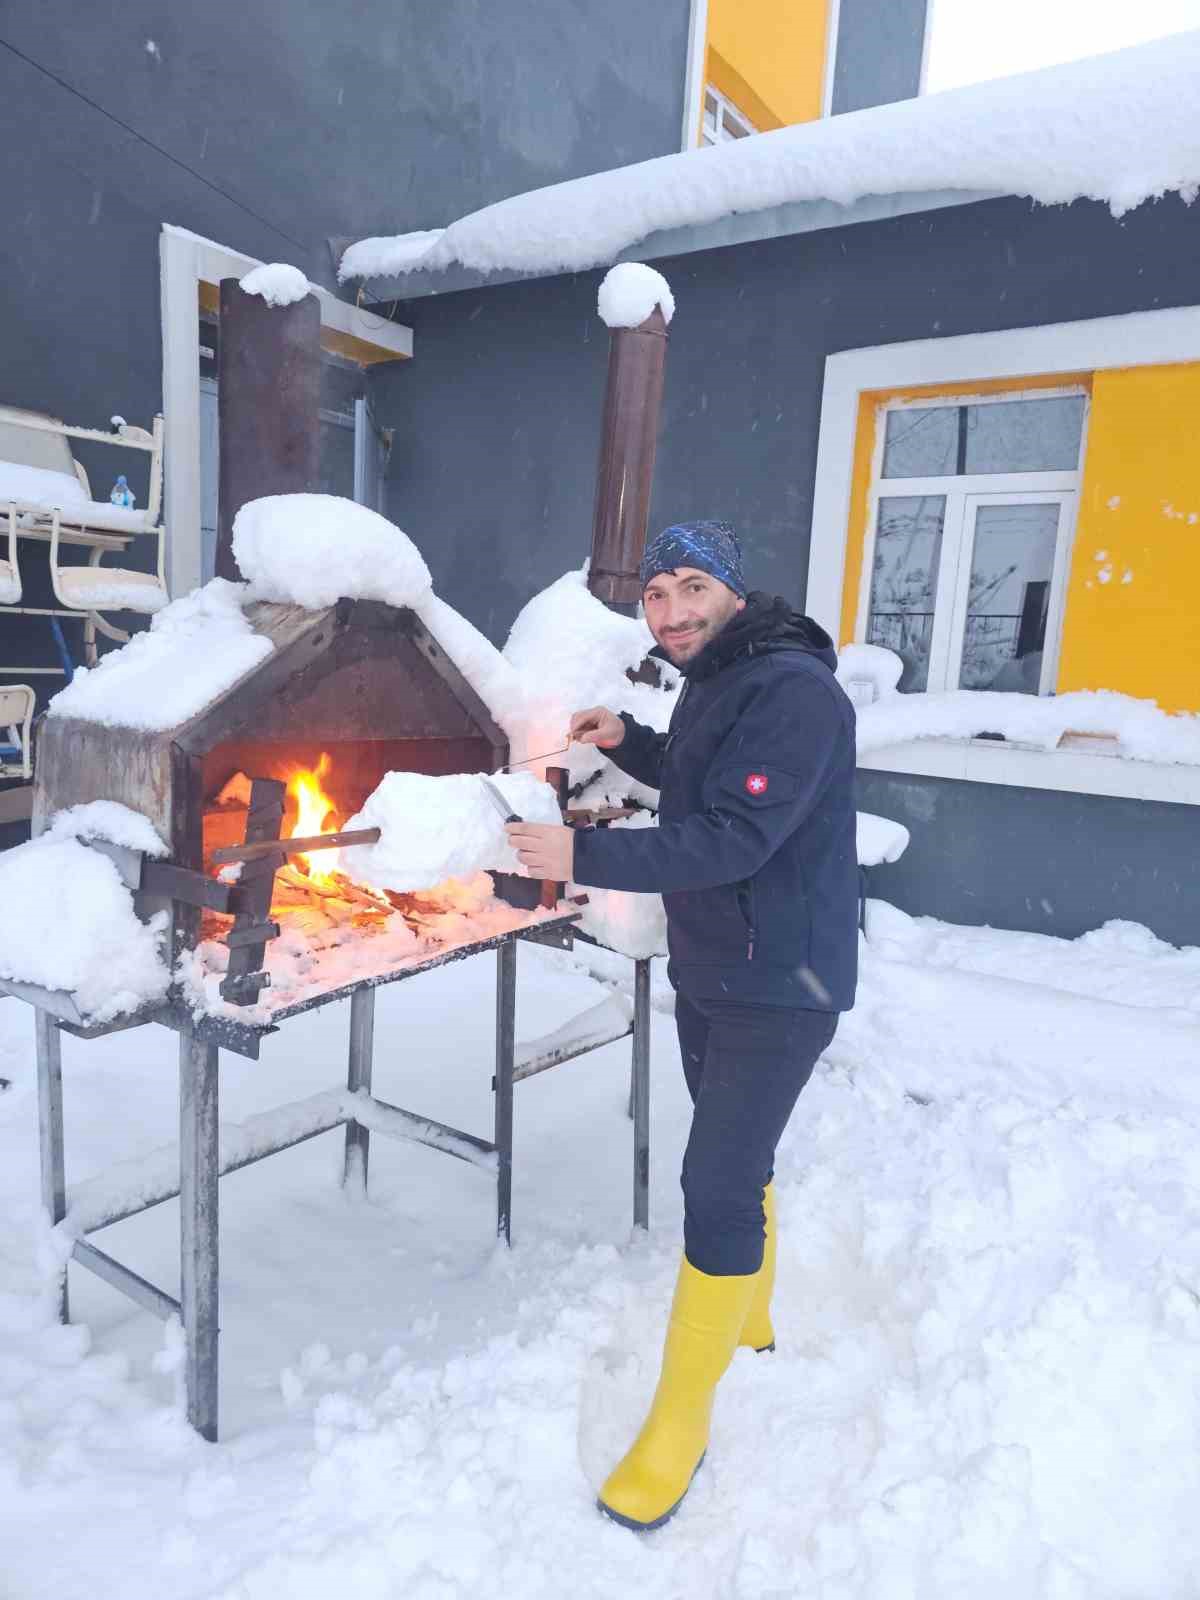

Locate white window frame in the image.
[701,82,758,144]
[806,304,1200,805]
[859,388,1087,695]
[681,0,710,149]
[159,224,412,599]
[820,0,843,118]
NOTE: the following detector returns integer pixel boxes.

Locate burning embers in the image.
[210,754,493,926]
[195,753,517,1013]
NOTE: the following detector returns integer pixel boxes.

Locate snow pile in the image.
[412,593,527,732]
[338,771,561,894]
[3,914,1200,1597]
[596,263,675,329]
[836,641,904,707]
[340,33,1200,280]
[0,461,88,512]
[42,800,168,858]
[499,569,679,961]
[502,567,678,806]
[857,684,1200,765]
[340,228,446,280]
[0,831,169,1022]
[232,495,433,612]
[47,579,273,731]
[54,567,169,613]
[856,810,910,866]
[865,902,1200,1021]
[238,263,311,307]
[571,811,668,958]
[0,461,153,534]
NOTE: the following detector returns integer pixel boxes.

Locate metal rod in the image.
[494,940,517,1244]
[77,1105,350,1234]
[513,1020,634,1084]
[350,1093,497,1171]
[72,1239,181,1322]
[632,959,651,1231]
[499,743,571,772]
[210,825,381,865]
[180,1033,220,1442]
[35,1010,68,1323]
[343,988,375,1193]
[220,777,286,1006]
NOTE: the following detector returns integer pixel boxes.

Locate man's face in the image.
[642,566,746,665]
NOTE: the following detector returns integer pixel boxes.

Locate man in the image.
[507,519,857,1532]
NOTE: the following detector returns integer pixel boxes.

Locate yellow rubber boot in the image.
[738,1182,777,1353]
[597,1256,758,1531]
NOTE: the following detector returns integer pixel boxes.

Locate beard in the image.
[652,595,743,664]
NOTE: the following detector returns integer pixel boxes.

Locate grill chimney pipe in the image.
[587,306,669,615]
[215,279,321,582]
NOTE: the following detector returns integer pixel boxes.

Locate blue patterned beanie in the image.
[639,520,746,598]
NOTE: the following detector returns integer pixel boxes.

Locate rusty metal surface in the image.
[220,777,285,1006]
[33,717,176,841]
[216,279,320,582]
[588,306,669,611]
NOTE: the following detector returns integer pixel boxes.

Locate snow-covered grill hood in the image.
[34,597,508,970]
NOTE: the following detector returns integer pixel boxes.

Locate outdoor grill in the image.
[12,270,671,1442]
[36,593,517,1012]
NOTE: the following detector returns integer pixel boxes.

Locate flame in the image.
[287,753,341,886]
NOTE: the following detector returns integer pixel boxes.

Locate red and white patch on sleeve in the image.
[744,772,769,796]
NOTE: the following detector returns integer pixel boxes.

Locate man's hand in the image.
[570,706,625,748]
[505,822,575,881]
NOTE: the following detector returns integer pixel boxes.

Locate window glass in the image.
[881,407,958,478]
[963,396,1085,474]
[959,502,1060,692]
[866,495,946,692]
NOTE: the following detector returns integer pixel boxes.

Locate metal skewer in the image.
[498,743,571,772]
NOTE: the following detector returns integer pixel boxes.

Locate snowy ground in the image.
[2,909,1198,1599]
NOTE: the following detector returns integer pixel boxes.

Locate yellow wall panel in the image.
[1058,364,1200,713]
[706,0,829,130]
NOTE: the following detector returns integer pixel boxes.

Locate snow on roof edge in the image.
[339,33,1200,286]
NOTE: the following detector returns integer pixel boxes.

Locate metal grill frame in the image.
[19,912,654,1442]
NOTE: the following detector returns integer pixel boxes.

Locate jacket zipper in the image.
[736,879,758,961]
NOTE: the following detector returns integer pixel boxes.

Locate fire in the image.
[287,753,341,886]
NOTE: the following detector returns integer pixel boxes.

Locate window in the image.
[861,393,1085,695]
[701,84,758,144]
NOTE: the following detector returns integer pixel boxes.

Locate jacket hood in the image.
[657,591,838,679]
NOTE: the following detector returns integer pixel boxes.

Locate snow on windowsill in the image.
[853,678,1200,803]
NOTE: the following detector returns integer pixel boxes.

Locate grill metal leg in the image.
[494,940,517,1244]
[35,1010,68,1323]
[180,1032,220,1442]
[343,987,375,1194]
[632,959,651,1231]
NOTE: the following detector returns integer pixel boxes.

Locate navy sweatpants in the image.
[674,989,838,1277]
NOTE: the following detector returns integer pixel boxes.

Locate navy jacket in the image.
[572,594,858,1011]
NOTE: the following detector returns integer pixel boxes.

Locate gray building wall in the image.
[0,0,692,684]
[857,771,1199,948]
[372,189,1200,944]
[831,0,930,114]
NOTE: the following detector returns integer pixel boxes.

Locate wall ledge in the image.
[858,737,1200,806]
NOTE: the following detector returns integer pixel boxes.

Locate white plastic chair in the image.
[0,684,34,780]
[0,407,169,658]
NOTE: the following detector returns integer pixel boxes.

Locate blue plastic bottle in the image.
[109,474,135,509]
